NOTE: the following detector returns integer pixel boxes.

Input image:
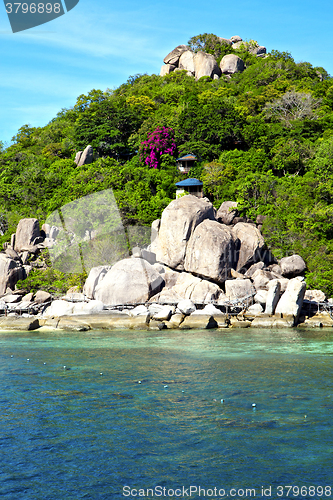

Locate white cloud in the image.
[2,5,167,62]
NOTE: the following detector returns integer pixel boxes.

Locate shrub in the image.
[139,126,176,169]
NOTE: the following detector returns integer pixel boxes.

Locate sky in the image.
[0,0,333,146]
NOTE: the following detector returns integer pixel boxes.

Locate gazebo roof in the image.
[175,178,203,187]
[176,153,197,162]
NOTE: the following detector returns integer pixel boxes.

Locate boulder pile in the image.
[0,218,48,295]
[47,196,330,330]
[0,195,331,331]
[160,36,267,80]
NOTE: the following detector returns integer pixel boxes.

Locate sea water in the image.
[0,328,332,500]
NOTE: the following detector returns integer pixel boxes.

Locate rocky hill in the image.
[160,35,267,79]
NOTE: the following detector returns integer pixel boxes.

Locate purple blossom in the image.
[139,126,176,168]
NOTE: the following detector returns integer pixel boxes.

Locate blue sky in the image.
[0,0,332,145]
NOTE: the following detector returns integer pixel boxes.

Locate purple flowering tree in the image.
[140,126,176,169]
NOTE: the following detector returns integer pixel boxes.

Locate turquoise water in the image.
[0,328,333,500]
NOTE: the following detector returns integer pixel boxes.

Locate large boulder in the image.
[129,305,149,316]
[74,151,82,165]
[194,52,221,79]
[275,278,306,323]
[72,300,105,315]
[218,37,232,45]
[300,312,333,328]
[186,277,222,303]
[179,315,218,329]
[279,255,306,277]
[252,269,275,291]
[156,195,215,270]
[216,201,238,225]
[231,268,245,279]
[254,289,268,305]
[157,266,179,289]
[14,218,41,252]
[265,279,281,315]
[160,64,176,76]
[246,303,263,316]
[151,305,174,321]
[250,46,266,56]
[151,288,178,304]
[304,289,326,302]
[0,254,25,295]
[81,314,150,330]
[5,247,19,260]
[43,300,75,318]
[225,279,256,303]
[94,258,164,306]
[268,264,282,276]
[179,50,195,74]
[77,145,93,166]
[230,318,252,328]
[150,219,160,254]
[3,293,21,303]
[0,316,40,331]
[83,265,112,299]
[251,313,295,328]
[231,222,265,272]
[245,262,265,278]
[140,249,156,265]
[220,54,245,74]
[275,277,290,292]
[34,290,52,304]
[0,253,17,279]
[177,298,196,315]
[56,317,91,331]
[184,220,235,283]
[164,313,185,329]
[132,247,156,265]
[43,301,103,320]
[163,45,189,65]
[192,303,221,316]
[53,312,127,330]
[154,272,222,304]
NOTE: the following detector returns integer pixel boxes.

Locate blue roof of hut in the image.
[175,178,203,187]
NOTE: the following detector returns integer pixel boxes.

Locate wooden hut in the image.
[176,153,197,174]
[175,178,203,199]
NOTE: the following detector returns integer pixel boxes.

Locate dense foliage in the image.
[2,35,333,294]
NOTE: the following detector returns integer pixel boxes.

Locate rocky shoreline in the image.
[0,194,333,332]
[1,300,333,332]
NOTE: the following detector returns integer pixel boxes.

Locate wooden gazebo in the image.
[176,153,197,174]
[175,178,203,199]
